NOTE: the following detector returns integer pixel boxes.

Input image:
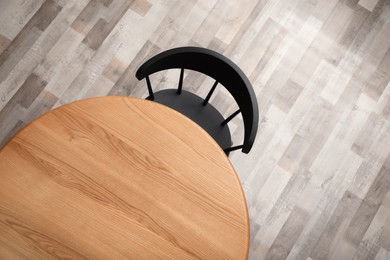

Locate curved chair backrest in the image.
[136,47,259,153]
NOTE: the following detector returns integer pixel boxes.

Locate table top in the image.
[0,96,249,259]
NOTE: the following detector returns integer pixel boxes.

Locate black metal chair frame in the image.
[135,46,259,154]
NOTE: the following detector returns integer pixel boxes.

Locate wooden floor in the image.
[0,0,390,259]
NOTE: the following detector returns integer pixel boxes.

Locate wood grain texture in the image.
[0,96,249,259]
[0,0,390,259]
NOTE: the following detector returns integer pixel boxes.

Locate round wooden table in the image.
[0,97,249,259]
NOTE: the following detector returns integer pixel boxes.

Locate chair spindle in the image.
[146,76,154,100]
[177,68,184,95]
[221,109,241,126]
[202,81,218,106]
[224,145,244,154]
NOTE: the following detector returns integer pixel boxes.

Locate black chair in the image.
[135,47,259,155]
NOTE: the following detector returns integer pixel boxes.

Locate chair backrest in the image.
[135,47,259,153]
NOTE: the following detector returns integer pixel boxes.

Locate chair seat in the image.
[149,89,232,151]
